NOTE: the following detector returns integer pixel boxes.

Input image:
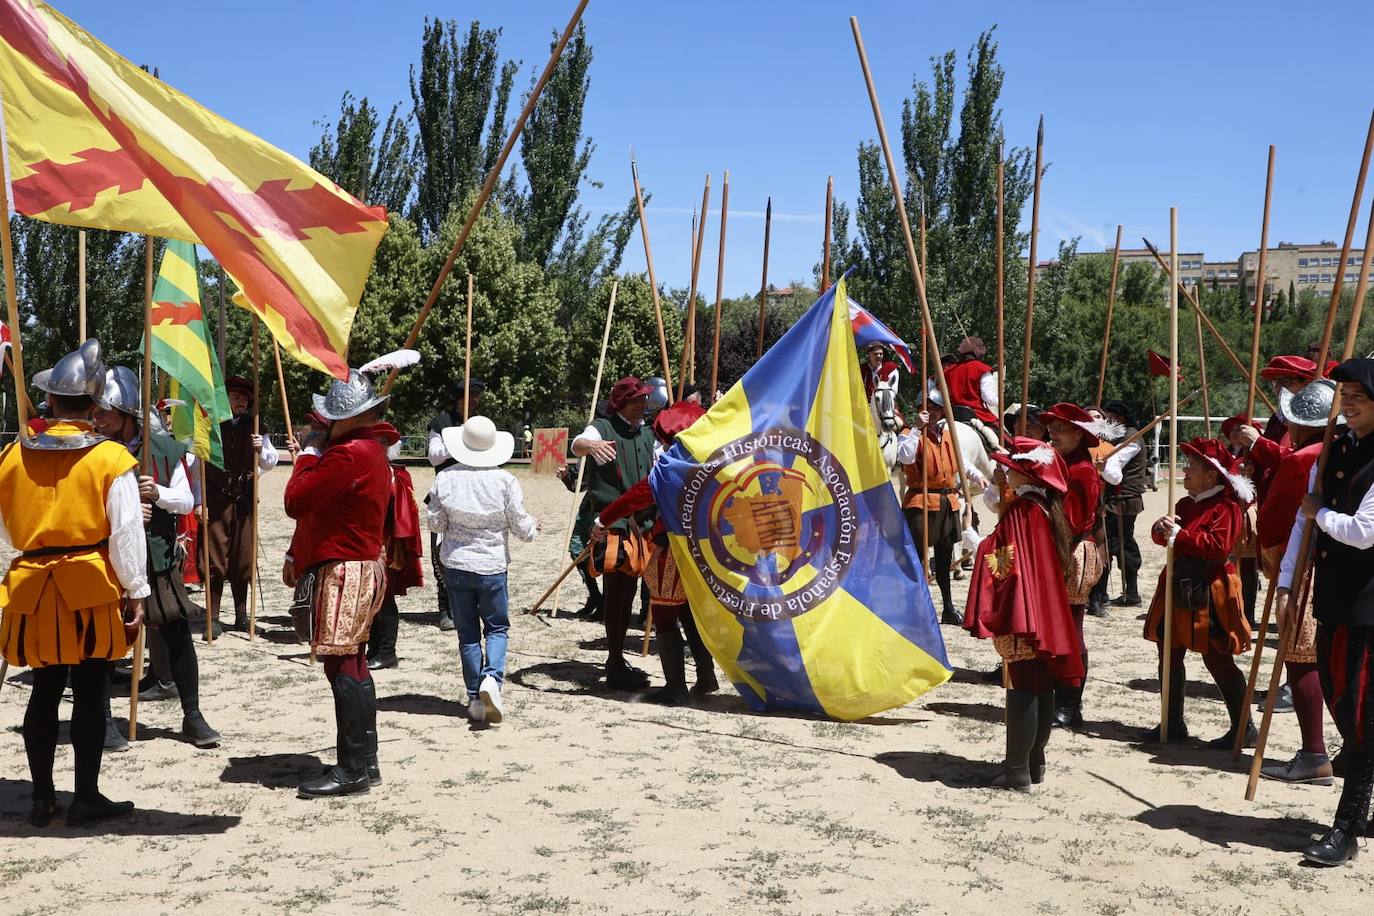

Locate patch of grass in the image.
[534,845,555,857]
[774,808,886,847]
[512,893,574,913]
[609,860,649,881]
[365,809,409,836]
[811,721,858,740]
[916,804,982,830]
[746,883,790,903]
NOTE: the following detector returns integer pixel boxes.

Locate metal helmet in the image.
[97,366,141,416]
[1279,378,1342,428]
[645,376,669,413]
[312,369,390,422]
[33,338,105,398]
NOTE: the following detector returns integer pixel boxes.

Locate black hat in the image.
[681,381,707,399]
[1331,358,1374,400]
[1101,399,1136,428]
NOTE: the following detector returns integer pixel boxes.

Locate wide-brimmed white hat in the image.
[441,416,514,469]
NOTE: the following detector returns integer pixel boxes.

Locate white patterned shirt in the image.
[427,464,538,575]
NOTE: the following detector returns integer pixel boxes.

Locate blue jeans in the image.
[443,568,510,699]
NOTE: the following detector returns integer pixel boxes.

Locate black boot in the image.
[1052,681,1084,729]
[990,689,1037,791]
[1208,673,1258,750]
[1029,691,1055,784]
[367,596,400,670]
[362,678,380,786]
[645,622,691,706]
[1112,570,1142,607]
[298,678,371,799]
[681,613,719,697]
[1304,751,1373,866]
[1141,656,1189,743]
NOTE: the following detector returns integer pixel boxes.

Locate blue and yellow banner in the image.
[650,274,951,720]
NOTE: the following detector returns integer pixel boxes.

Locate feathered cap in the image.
[1039,402,1125,447]
[991,435,1069,494]
[312,349,419,422]
[1180,437,1255,503]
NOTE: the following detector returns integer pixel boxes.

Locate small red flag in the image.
[1147,349,1183,381]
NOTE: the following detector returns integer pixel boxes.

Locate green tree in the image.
[309,92,415,214]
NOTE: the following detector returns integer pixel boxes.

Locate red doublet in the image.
[284,425,392,569]
[1247,434,1287,506]
[385,464,424,596]
[1256,441,1321,551]
[944,358,997,424]
[1062,449,1101,540]
[963,492,1084,684]
[861,360,899,399]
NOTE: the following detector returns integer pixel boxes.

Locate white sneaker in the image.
[479,676,504,724]
[468,697,486,723]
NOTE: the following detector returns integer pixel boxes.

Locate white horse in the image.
[869,381,901,474]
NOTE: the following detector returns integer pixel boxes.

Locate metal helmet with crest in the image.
[33,338,105,398]
[312,350,421,422]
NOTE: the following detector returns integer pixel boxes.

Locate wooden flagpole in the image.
[385,0,590,394]
[1194,309,1211,436]
[850,17,973,511]
[216,266,227,373]
[1246,146,1277,420]
[1248,188,1374,800]
[1142,239,1278,414]
[272,341,294,451]
[629,151,674,396]
[709,170,730,399]
[129,234,156,740]
[463,273,474,420]
[995,136,1006,444]
[1236,114,1374,763]
[1018,116,1045,436]
[678,176,710,397]
[756,198,772,360]
[1159,207,1179,743]
[77,229,87,341]
[200,459,213,645]
[248,319,260,641]
[1094,225,1123,407]
[821,175,833,293]
[549,281,618,618]
[0,173,24,693]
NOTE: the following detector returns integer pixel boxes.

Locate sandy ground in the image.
[1,466,1373,915]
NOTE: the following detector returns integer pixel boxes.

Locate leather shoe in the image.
[1139,721,1190,743]
[988,768,1032,792]
[29,798,61,827]
[138,679,178,702]
[1111,594,1143,608]
[297,767,370,799]
[644,685,692,706]
[1303,826,1359,866]
[1261,751,1334,786]
[366,655,398,671]
[438,614,456,632]
[606,664,651,691]
[66,795,134,826]
[182,711,222,748]
[940,607,964,626]
[104,718,129,752]
[1207,722,1257,750]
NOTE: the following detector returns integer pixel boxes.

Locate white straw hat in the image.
[441,416,514,469]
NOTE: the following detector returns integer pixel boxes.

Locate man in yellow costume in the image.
[0,340,147,827]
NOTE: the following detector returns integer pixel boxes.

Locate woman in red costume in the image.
[965,437,1083,791]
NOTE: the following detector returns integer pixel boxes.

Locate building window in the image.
[1349,273,1359,283]
[1299,258,1309,267]
[1322,273,1334,282]
[1322,257,1335,266]
[1351,256,1360,266]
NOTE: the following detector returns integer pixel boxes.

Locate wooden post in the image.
[1248,189,1374,800]
[385,0,590,393]
[272,341,294,451]
[755,198,772,360]
[1159,207,1179,743]
[629,151,674,397]
[1018,116,1045,436]
[216,266,227,373]
[850,16,973,511]
[77,229,87,342]
[1246,146,1277,420]
[0,156,29,435]
[1233,582,1276,759]
[248,319,260,641]
[199,458,214,644]
[995,139,1005,443]
[1094,225,1123,407]
[710,171,730,399]
[821,175,833,293]
[678,176,710,398]
[550,281,618,618]
[1194,308,1211,437]
[129,234,157,741]
[463,273,474,421]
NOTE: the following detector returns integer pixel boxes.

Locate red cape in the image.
[963,494,1085,685]
[386,465,424,596]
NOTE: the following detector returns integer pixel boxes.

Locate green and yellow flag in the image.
[149,239,230,465]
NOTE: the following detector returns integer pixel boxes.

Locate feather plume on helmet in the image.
[313,349,422,422]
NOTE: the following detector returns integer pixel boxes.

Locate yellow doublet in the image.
[0,423,137,667]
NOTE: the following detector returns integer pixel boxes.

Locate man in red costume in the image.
[1259,355,1318,445]
[860,341,899,401]
[366,434,424,671]
[944,335,999,425]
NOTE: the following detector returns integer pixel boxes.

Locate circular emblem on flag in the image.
[677,427,857,622]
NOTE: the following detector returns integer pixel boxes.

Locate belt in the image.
[22,539,109,558]
[925,487,957,495]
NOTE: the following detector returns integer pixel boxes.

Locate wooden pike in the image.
[385,0,590,393]
[995,135,1006,443]
[1094,225,1123,407]
[217,265,227,373]
[709,170,730,399]
[463,273,475,421]
[1018,116,1045,436]
[1246,146,1277,420]
[129,234,157,740]
[1159,207,1180,743]
[629,150,675,396]
[821,175,834,293]
[678,177,711,397]
[200,458,213,644]
[248,319,260,642]
[1142,238,1278,415]
[77,229,87,341]
[1195,309,1211,436]
[756,198,772,360]
[0,172,23,694]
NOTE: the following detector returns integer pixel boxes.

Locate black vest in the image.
[141,433,189,575]
[206,415,254,502]
[1113,429,1149,500]
[1314,431,1374,626]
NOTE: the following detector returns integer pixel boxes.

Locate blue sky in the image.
[59,0,1374,294]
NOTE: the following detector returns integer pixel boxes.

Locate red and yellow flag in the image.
[0,0,387,378]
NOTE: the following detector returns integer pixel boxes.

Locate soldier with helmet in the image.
[0,341,146,826]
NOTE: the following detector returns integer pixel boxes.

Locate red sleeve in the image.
[1063,462,1101,538]
[600,478,655,526]
[284,446,357,519]
[1248,435,1286,479]
[1174,499,1240,561]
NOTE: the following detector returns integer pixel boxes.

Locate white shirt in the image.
[1101,441,1141,487]
[979,370,999,416]
[573,415,662,465]
[427,464,538,575]
[0,464,150,600]
[866,361,900,396]
[1278,457,1374,590]
[127,434,194,516]
[897,422,989,490]
[427,429,451,468]
[258,436,279,472]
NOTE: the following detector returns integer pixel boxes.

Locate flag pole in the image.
[709,170,730,399]
[272,341,293,451]
[77,229,87,341]
[755,197,772,360]
[677,176,710,398]
[463,273,474,421]
[129,234,156,740]
[0,145,28,694]
[200,458,213,645]
[1248,188,1374,800]
[1094,225,1123,407]
[1245,146,1277,420]
[1159,207,1179,743]
[995,135,1006,444]
[216,266,227,374]
[384,0,590,394]
[1194,309,1212,436]
[821,175,833,293]
[629,150,674,397]
[248,319,260,641]
[1142,239,1279,415]
[549,281,617,618]
[850,16,973,510]
[1018,116,1045,436]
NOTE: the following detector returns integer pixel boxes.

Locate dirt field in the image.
[1,465,1371,915]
